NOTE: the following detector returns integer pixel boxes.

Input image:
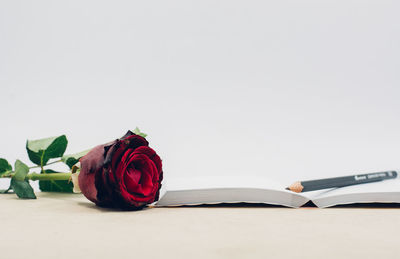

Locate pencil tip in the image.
[286,182,304,193]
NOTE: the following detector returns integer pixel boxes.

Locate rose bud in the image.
[78,130,163,210]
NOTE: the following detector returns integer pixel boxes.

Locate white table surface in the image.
[1,192,400,259]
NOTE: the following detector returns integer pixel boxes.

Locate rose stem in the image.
[0,172,72,181]
[0,172,71,181]
[27,172,72,181]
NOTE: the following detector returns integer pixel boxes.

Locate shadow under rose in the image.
[76,201,153,212]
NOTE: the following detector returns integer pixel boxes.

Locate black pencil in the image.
[286,171,398,193]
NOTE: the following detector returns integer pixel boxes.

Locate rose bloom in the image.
[78,131,163,210]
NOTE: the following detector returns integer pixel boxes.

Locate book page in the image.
[312,178,400,208]
[157,176,309,208]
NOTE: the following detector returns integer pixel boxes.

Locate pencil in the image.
[286,171,398,193]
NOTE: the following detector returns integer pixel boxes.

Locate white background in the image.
[1,0,400,190]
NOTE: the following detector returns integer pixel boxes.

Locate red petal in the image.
[79,144,111,204]
[132,146,162,172]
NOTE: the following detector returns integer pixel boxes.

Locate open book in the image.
[155,176,400,208]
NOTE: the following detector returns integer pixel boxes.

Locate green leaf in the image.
[0,158,12,176]
[133,127,147,138]
[13,160,29,181]
[61,149,91,169]
[10,178,36,199]
[38,169,73,193]
[26,135,68,166]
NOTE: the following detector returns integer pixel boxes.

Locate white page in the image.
[312,178,400,208]
[156,176,309,207]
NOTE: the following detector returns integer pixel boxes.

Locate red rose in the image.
[78,131,163,210]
